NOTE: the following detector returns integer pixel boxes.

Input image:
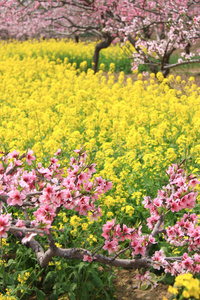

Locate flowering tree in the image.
[1,147,200,294]
[0,0,200,74]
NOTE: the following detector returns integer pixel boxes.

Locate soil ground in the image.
[113,269,171,300]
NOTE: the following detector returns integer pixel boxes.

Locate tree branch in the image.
[163,58,200,69]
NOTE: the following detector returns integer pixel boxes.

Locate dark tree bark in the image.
[93,34,114,73]
[75,35,79,43]
[185,42,191,54]
[161,48,176,77]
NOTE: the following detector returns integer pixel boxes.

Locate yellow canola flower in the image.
[168,286,178,295]
[167,273,200,300]
[18,272,30,284]
[87,234,97,245]
[82,223,89,231]
[55,242,62,248]
[121,205,135,216]
[70,216,81,228]
[156,72,164,82]
[107,211,114,218]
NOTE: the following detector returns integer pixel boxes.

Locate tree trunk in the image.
[161,48,176,77]
[75,35,79,43]
[93,34,114,73]
[161,65,170,78]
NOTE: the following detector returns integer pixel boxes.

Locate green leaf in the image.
[68,291,76,300]
[34,287,46,300]
[69,282,77,292]
[86,282,93,292]
[43,271,58,291]
[30,270,39,281]
[158,272,175,285]
[49,292,60,300]
[6,274,15,285]
[107,275,114,288]
[77,261,87,274]
[80,286,90,300]
[91,271,103,288]
[104,290,112,300]
[141,283,150,290]
[7,259,16,267]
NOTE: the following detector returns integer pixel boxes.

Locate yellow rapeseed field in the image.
[1,39,200,224]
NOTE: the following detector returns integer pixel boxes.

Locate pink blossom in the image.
[75,196,91,215]
[7,150,19,159]
[103,239,119,254]
[149,235,156,244]
[88,163,96,175]
[54,149,61,156]
[135,271,152,285]
[7,189,26,206]
[21,232,37,244]
[15,219,26,236]
[170,201,180,212]
[0,214,11,238]
[142,196,153,210]
[147,214,159,230]
[90,206,102,221]
[114,224,122,237]
[102,219,115,239]
[182,253,194,270]
[120,224,133,241]
[74,149,81,154]
[104,181,112,192]
[189,178,200,187]
[78,172,88,185]
[134,244,146,256]
[153,197,163,207]
[83,255,95,262]
[152,250,167,270]
[33,205,56,223]
[16,219,25,228]
[26,149,36,165]
[14,159,23,167]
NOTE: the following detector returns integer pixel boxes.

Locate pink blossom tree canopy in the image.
[0,1,200,74]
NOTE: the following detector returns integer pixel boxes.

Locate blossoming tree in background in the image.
[1,147,200,292]
[0,0,200,74]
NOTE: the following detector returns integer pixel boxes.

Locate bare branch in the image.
[163,59,200,69]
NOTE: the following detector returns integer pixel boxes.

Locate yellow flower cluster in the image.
[0,292,16,300]
[69,215,82,236]
[55,261,61,270]
[168,273,200,299]
[17,272,30,285]
[87,234,97,245]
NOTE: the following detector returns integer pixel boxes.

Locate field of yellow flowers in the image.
[1,39,200,214]
[1,39,200,299]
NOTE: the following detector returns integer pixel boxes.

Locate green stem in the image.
[1,238,5,290]
[19,268,44,300]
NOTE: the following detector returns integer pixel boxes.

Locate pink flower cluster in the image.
[135,271,154,288]
[152,249,200,276]
[0,148,112,241]
[102,219,156,256]
[166,213,200,252]
[1,147,200,281]
[143,164,199,230]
